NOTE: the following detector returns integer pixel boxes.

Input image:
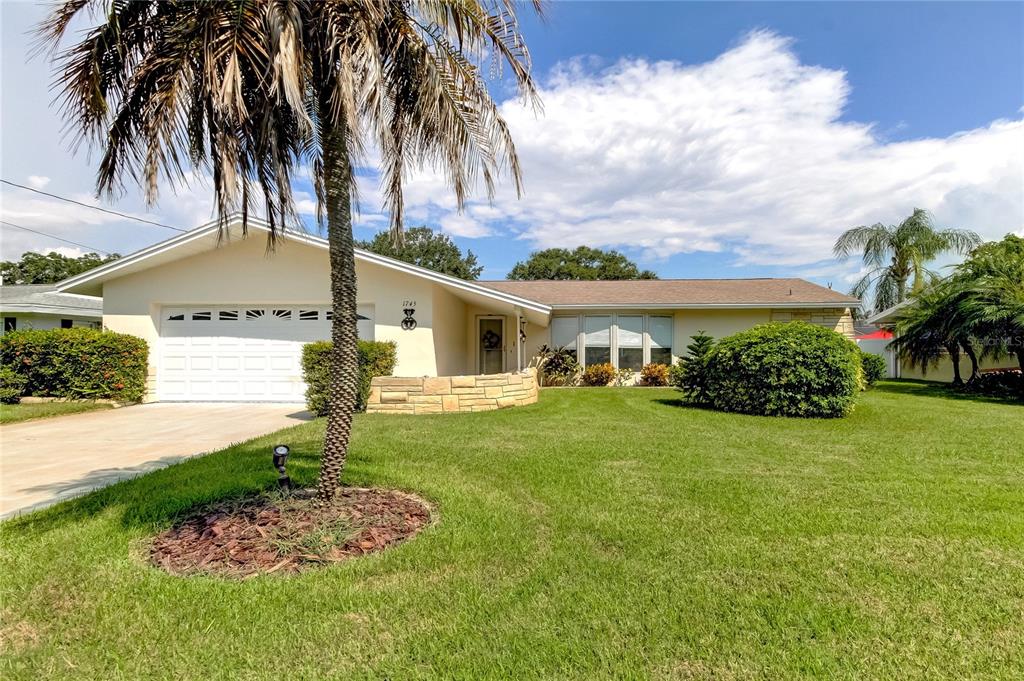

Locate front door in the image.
[478,316,505,374]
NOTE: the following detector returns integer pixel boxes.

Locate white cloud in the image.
[26,175,51,189]
[359,30,1022,272]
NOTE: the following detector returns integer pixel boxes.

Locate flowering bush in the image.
[0,328,149,402]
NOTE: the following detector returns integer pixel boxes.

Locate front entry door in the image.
[478,317,505,374]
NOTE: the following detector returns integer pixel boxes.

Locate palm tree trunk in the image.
[1017,350,1023,373]
[316,120,361,503]
[946,343,963,386]
[961,340,980,385]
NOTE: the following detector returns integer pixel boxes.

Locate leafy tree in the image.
[1,251,120,285]
[357,226,482,279]
[507,246,657,280]
[890,282,978,385]
[670,331,715,403]
[833,208,981,313]
[41,0,539,502]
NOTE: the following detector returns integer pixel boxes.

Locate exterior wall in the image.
[899,354,1017,382]
[674,309,773,360]
[431,286,469,376]
[769,307,855,338]
[366,368,538,414]
[100,236,466,398]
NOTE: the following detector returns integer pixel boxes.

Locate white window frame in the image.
[552,313,673,369]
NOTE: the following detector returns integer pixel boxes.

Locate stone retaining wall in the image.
[366,368,538,414]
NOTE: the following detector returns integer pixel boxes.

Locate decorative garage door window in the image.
[163,305,374,339]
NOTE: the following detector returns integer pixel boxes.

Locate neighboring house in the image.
[56,215,859,402]
[0,284,102,333]
[866,304,1016,382]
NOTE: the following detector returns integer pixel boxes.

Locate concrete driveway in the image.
[0,403,312,519]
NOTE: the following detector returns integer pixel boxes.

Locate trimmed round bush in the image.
[703,322,861,418]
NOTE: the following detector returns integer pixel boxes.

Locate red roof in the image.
[857,329,893,340]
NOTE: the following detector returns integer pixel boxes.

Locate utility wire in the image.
[1,179,186,233]
[1,220,113,255]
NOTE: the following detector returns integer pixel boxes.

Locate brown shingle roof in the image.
[476,278,858,307]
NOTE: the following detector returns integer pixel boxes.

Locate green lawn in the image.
[1,382,1022,679]
[0,400,112,424]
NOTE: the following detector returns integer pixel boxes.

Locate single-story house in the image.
[56,215,860,402]
[0,284,102,333]
[866,303,1017,382]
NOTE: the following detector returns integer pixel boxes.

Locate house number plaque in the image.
[401,301,417,330]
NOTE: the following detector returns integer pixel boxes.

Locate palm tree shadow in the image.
[1,426,327,538]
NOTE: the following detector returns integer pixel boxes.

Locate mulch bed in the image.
[150,488,432,578]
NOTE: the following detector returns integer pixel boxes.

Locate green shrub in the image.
[671,331,716,403]
[964,369,1023,400]
[703,322,861,418]
[860,352,887,387]
[0,365,27,403]
[638,362,669,386]
[0,328,148,402]
[580,362,616,387]
[301,340,398,415]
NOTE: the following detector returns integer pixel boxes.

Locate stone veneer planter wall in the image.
[366,368,538,415]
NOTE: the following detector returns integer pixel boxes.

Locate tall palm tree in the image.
[890,282,979,385]
[833,208,981,313]
[39,0,539,502]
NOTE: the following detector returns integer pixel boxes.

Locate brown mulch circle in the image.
[150,488,432,578]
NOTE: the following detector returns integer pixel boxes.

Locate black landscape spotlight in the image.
[272,444,291,492]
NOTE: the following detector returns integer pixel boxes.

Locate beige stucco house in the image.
[57,215,859,402]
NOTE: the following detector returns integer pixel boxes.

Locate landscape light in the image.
[272,444,291,492]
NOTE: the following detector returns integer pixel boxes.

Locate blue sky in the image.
[2,1,1022,287]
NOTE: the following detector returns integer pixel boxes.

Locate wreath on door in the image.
[481,329,502,350]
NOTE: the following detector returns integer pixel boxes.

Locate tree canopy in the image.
[1,251,120,285]
[358,227,482,280]
[833,208,981,313]
[507,246,657,280]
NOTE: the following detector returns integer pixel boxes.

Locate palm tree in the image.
[39,0,539,502]
[890,282,979,386]
[833,208,981,313]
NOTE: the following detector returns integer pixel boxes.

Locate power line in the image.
[1,179,186,233]
[0,220,113,255]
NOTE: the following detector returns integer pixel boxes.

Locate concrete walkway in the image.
[0,403,312,518]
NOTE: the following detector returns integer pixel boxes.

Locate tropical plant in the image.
[889,235,1024,384]
[889,282,979,386]
[580,363,616,387]
[833,208,981,313]
[638,362,669,387]
[612,367,635,386]
[508,246,657,280]
[357,226,483,280]
[671,331,715,403]
[40,0,539,501]
[535,344,580,386]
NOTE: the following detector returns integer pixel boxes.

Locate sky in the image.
[1,1,1022,290]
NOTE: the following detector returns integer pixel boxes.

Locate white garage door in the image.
[157,304,374,402]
